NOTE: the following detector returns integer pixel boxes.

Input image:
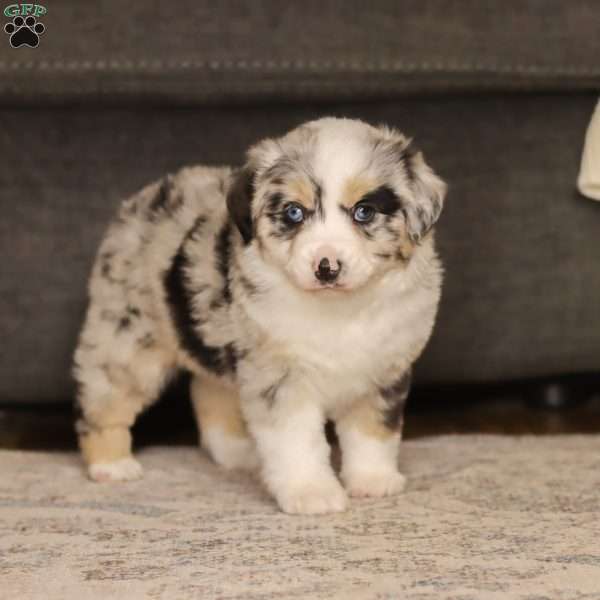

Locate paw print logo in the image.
[4,15,45,48]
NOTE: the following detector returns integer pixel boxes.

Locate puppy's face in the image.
[228,118,446,292]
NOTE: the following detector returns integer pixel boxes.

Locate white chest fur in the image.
[239,243,441,409]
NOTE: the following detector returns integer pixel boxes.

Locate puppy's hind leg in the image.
[191,375,259,471]
[75,345,173,483]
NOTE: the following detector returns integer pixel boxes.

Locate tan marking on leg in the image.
[79,426,132,465]
[77,392,141,467]
[191,375,259,471]
[336,397,405,498]
[77,348,173,469]
[338,398,395,441]
[191,375,247,438]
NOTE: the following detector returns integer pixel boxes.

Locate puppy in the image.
[73,117,446,514]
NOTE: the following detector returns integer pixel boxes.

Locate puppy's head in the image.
[227,117,446,292]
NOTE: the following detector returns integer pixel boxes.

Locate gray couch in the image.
[1,1,599,405]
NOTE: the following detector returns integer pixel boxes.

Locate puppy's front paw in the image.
[276,477,348,515]
[343,470,406,498]
[88,457,144,482]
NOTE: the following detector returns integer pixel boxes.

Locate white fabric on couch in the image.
[578,99,600,200]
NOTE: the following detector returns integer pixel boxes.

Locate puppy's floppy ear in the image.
[403,147,447,242]
[226,165,256,244]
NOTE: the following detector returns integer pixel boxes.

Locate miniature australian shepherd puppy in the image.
[73,117,446,514]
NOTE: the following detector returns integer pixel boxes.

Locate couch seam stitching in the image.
[0,59,599,75]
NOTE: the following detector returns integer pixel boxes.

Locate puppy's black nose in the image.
[315,257,342,283]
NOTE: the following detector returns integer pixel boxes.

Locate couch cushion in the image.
[1,0,599,106]
[1,95,599,403]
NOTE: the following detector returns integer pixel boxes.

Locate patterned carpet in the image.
[1,435,600,599]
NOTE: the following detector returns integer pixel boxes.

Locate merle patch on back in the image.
[148,176,185,221]
[164,243,236,376]
[214,222,233,305]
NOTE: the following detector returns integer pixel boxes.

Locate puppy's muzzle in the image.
[314,247,342,284]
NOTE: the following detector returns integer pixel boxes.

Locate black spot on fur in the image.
[313,180,324,219]
[378,138,418,184]
[126,306,141,318]
[188,215,208,241]
[399,141,418,183]
[137,333,155,349]
[148,175,183,220]
[98,251,128,286]
[99,251,114,277]
[380,370,411,430]
[149,177,171,213]
[116,305,141,332]
[117,316,131,332]
[359,185,401,216]
[223,344,238,373]
[345,186,406,244]
[214,221,233,305]
[227,167,255,245]
[164,244,236,376]
[267,193,285,209]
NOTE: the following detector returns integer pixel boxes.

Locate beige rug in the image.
[1,435,599,599]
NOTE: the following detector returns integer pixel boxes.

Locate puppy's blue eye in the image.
[284,203,305,224]
[353,204,376,223]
